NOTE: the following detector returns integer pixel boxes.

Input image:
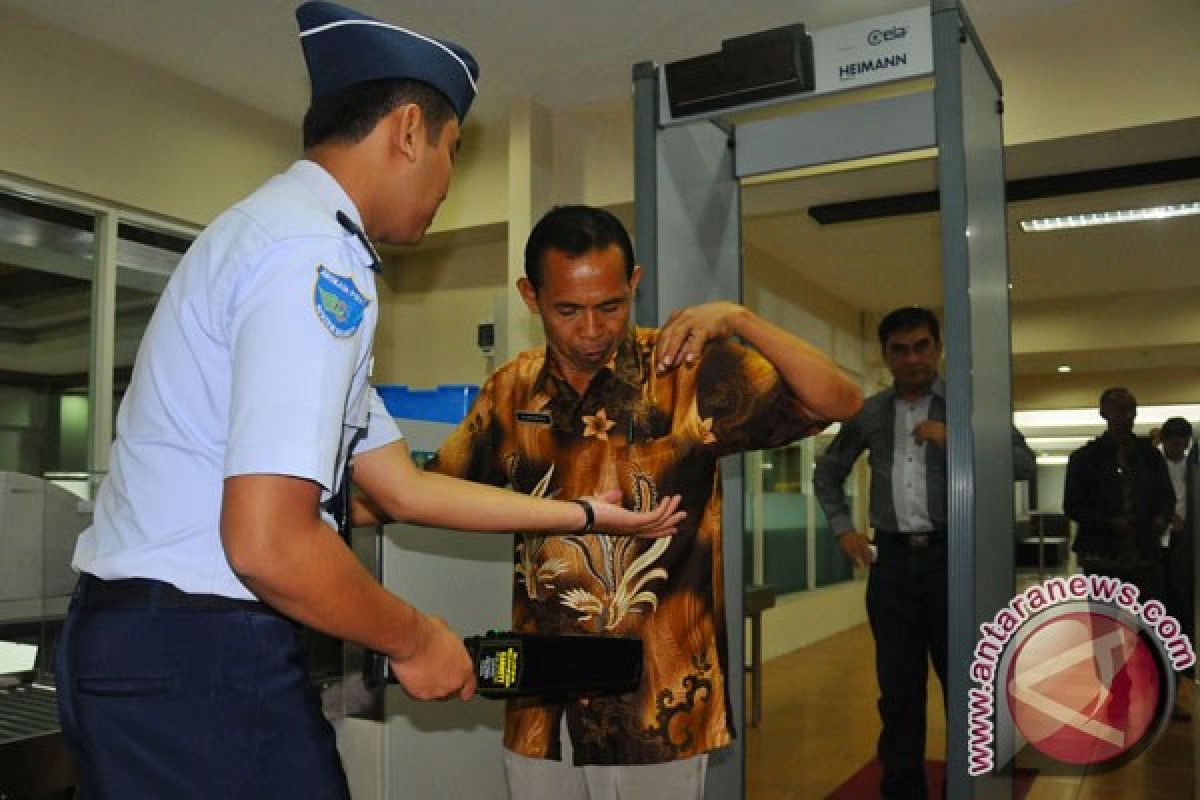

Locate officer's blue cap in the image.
[296,1,479,121]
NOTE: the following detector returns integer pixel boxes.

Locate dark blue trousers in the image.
[867,534,948,800]
[55,575,350,799]
[1163,542,1195,679]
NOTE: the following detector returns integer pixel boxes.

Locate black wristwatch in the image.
[572,499,595,534]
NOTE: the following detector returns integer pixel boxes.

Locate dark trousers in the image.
[55,575,350,800]
[867,533,948,800]
[1163,541,1195,679]
[1080,557,1167,608]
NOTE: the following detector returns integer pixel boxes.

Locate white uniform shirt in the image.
[891,393,934,533]
[1165,454,1187,547]
[74,160,402,599]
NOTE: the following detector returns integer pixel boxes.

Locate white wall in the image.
[0,9,293,226]
[374,230,508,389]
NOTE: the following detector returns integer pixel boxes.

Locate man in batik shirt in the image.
[428,205,862,800]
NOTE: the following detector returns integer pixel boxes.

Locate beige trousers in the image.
[503,718,708,800]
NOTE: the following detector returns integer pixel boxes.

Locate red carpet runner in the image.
[825,759,1036,799]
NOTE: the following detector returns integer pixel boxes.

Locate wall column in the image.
[501,96,554,360]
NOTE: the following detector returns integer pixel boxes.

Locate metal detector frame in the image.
[633,3,1014,797]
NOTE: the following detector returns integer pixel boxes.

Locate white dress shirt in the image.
[892,392,934,533]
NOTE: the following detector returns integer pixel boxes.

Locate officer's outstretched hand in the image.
[582,490,686,539]
[390,614,476,701]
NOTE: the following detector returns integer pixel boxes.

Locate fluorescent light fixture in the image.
[1056,365,1071,373]
[1015,404,1200,430]
[1026,436,1090,449]
[1020,202,1200,232]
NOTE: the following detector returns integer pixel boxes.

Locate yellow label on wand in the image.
[496,647,519,688]
[477,641,523,691]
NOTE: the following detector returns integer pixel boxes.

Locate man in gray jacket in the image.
[813,306,1034,800]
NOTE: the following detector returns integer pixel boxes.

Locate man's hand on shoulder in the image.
[658,303,862,422]
[655,301,745,373]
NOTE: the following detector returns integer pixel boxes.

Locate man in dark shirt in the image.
[814,306,1035,800]
[1065,387,1175,603]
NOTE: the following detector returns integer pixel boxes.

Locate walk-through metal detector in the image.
[633,3,1014,798]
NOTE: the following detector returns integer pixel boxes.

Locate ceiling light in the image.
[1056,365,1071,373]
[1026,436,1090,449]
[1020,202,1200,232]
[1014,404,1200,430]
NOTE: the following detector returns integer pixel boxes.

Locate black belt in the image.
[75,574,272,614]
[877,530,946,549]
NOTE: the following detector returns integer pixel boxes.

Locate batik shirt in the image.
[428,326,826,765]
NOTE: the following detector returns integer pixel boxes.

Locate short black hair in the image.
[302,78,455,150]
[1162,416,1193,441]
[1099,387,1134,409]
[523,205,636,290]
[877,306,941,350]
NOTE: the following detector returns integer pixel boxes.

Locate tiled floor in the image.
[745,623,1194,799]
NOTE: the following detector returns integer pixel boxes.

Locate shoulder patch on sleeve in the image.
[313,265,369,338]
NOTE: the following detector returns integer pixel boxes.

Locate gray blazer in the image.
[813,376,1035,536]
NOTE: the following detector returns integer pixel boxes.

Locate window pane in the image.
[0,189,95,479]
[113,222,188,396]
[761,443,809,594]
[812,503,852,588]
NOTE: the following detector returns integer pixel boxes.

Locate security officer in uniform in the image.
[54,3,682,797]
